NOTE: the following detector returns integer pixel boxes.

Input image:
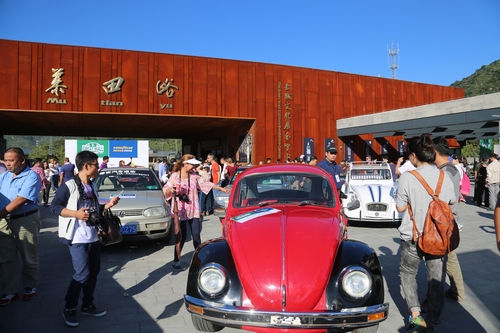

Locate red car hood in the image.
[225,205,342,311]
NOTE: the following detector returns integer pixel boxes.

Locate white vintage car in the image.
[341,162,402,223]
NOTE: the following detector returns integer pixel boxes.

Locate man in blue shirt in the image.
[158,158,167,184]
[317,146,342,191]
[60,157,76,185]
[0,147,42,306]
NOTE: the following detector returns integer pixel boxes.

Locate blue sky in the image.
[0,1,498,86]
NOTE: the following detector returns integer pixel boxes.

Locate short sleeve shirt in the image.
[211,162,220,184]
[31,165,47,190]
[60,163,76,183]
[0,165,42,213]
[396,164,456,241]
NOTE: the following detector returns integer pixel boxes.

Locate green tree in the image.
[460,141,479,158]
[149,139,181,154]
[460,139,499,158]
[28,139,65,161]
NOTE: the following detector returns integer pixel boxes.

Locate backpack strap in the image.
[407,202,422,244]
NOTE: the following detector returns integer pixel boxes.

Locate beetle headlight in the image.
[198,263,228,297]
[340,267,372,299]
[143,207,165,217]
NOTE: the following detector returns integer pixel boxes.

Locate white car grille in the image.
[120,209,144,217]
[367,203,388,212]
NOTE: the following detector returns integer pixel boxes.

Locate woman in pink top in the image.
[163,154,228,270]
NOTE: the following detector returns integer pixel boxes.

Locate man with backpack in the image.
[432,137,465,303]
[396,134,456,333]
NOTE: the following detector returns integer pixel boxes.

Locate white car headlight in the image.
[341,267,372,299]
[198,263,228,297]
[350,193,358,202]
[143,207,165,217]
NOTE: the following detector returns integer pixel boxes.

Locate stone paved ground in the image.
[1,191,499,333]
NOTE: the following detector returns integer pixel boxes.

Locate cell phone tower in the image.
[388,41,399,79]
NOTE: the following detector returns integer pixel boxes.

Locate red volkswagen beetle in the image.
[185,164,388,333]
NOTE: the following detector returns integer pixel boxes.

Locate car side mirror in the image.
[346,200,360,211]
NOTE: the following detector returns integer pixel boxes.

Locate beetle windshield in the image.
[232,172,336,208]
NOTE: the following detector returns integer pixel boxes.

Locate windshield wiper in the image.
[298,200,328,206]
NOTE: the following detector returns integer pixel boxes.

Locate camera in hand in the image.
[86,208,105,232]
[177,193,190,203]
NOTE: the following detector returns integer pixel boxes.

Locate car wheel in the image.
[191,315,224,332]
[351,324,379,333]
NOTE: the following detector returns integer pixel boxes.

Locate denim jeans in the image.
[173,218,201,263]
[51,175,59,191]
[488,182,499,210]
[65,241,101,309]
[200,192,208,213]
[206,189,214,213]
[400,240,446,326]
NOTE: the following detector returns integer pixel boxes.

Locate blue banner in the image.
[109,140,138,158]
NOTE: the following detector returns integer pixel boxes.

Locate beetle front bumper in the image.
[185,295,389,330]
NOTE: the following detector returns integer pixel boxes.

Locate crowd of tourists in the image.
[1,143,500,332]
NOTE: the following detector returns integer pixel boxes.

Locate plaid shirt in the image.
[31,165,47,190]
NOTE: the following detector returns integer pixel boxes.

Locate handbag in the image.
[99,209,123,246]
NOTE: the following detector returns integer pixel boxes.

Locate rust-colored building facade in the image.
[0,39,464,162]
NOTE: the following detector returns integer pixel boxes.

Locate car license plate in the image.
[120,225,137,235]
[270,315,301,325]
[366,211,389,218]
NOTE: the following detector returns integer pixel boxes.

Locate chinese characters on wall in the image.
[44,68,179,110]
[101,76,124,106]
[277,82,293,160]
[156,78,179,110]
[283,82,292,160]
[277,82,282,159]
[45,68,68,104]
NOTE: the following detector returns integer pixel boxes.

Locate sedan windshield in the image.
[232,173,336,208]
[94,169,162,191]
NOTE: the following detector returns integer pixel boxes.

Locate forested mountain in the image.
[451,59,500,97]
